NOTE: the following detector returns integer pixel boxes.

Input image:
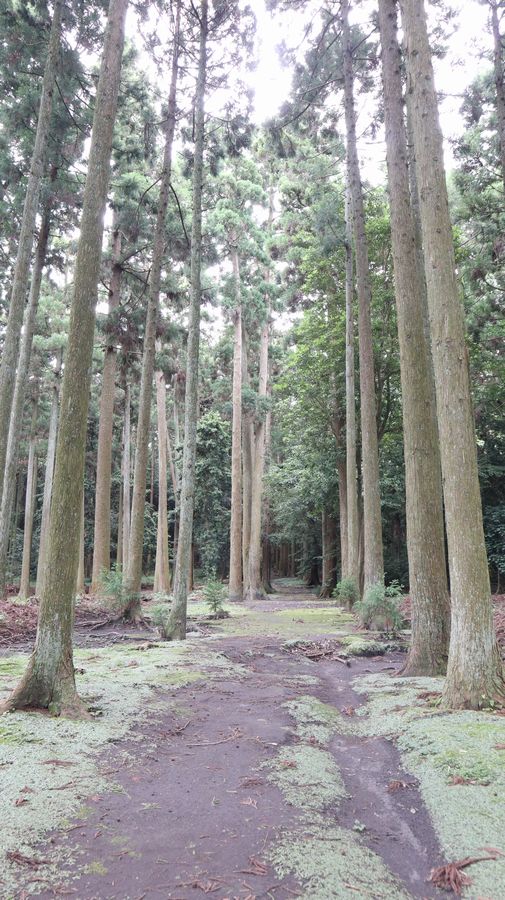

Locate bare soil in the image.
[6,583,447,900]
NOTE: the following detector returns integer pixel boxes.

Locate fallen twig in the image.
[188,728,243,747]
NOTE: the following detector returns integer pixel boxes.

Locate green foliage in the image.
[355,582,405,634]
[202,577,227,617]
[333,577,359,609]
[194,412,231,576]
[98,565,126,613]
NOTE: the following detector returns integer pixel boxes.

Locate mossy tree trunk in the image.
[0,0,62,501]
[1,0,128,716]
[228,249,243,601]
[344,187,359,588]
[124,1,181,617]
[0,200,51,595]
[378,0,450,676]
[35,350,61,597]
[18,393,39,601]
[400,0,505,707]
[91,221,122,592]
[246,304,269,601]
[342,0,384,594]
[162,0,208,640]
[154,351,170,593]
[122,382,131,576]
[241,325,253,600]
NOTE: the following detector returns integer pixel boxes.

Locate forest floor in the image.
[1,580,505,899]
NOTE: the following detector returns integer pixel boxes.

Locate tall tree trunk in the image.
[117,475,123,569]
[122,383,131,576]
[125,1,181,615]
[344,187,359,587]
[341,0,384,593]
[0,201,51,595]
[35,351,61,597]
[162,0,208,640]
[18,395,38,601]
[400,0,504,707]
[378,0,450,676]
[337,459,349,581]
[241,325,253,599]
[0,1,62,500]
[246,308,269,601]
[228,250,243,600]
[76,492,85,595]
[154,354,170,593]
[91,221,122,591]
[491,1,505,192]
[320,508,337,598]
[1,0,128,716]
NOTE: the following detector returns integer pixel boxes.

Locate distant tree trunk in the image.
[228,250,243,601]
[337,459,349,580]
[122,383,131,576]
[0,201,51,595]
[342,0,384,593]
[117,477,123,569]
[36,351,61,597]
[0,0,62,501]
[18,396,38,601]
[154,356,170,593]
[247,308,269,601]
[91,221,122,592]
[76,492,85,595]
[344,187,359,587]
[261,392,274,594]
[242,326,253,599]
[378,0,450,676]
[162,0,207,640]
[1,0,128,716]
[401,0,505,707]
[490,1,505,192]
[320,509,337,598]
[125,0,181,617]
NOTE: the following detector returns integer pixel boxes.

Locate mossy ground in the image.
[349,672,505,897]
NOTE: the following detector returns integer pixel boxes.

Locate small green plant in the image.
[98,564,127,613]
[150,602,171,636]
[333,576,359,609]
[203,576,227,618]
[355,580,405,634]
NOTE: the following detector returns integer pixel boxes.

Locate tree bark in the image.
[125,0,181,616]
[228,249,243,601]
[246,308,269,601]
[18,395,38,601]
[0,0,62,501]
[490,1,505,192]
[378,0,450,676]
[344,187,360,587]
[76,492,85,595]
[0,201,51,595]
[1,0,129,716]
[91,221,122,591]
[122,383,131,576]
[337,459,349,581]
[154,354,170,593]
[35,351,61,597]
[320,508,337,597]
[341,0,384,593]
[400,0,505,706]
[241,324,253,600]
[162,0,208,640]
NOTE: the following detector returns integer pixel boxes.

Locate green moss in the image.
[83,860,108,876]
[352,672,505,897]
[269,826,409,899]
[264,744,346,811]
[0,656,26,677]
[284,695,341,744]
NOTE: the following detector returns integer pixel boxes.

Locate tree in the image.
[341,0,384,593]
[400,0,505,707]
[163,0,208,640]
[0,0,62,501]
[1,0,129,715]
[378,0,450,675]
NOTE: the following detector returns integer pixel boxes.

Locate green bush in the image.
[355,580,405,633]
[150,602,171,634]
[203,576,227,618]
[333,576,359,609]
[98,564,127,613]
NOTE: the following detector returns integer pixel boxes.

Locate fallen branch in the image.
[188,728,243,747]
[428,851,501,895]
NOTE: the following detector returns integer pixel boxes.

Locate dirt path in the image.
[19,590,445,900]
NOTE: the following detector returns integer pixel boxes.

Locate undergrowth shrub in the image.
[333,576,359,609]
[98,564,127,613]
[355,580,405,634]
[150,602,171,636]
[203,576,227,618]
